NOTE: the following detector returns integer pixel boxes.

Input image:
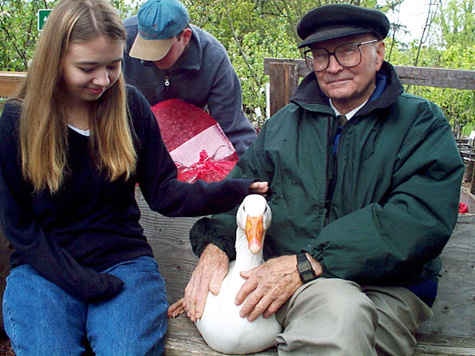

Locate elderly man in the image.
[181,4,464,356]
[123,0,256,156]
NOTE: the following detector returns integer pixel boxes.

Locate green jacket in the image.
[190,62,464,287]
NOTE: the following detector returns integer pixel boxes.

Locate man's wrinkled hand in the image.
[236,255,302,322]
[183,244,229,322]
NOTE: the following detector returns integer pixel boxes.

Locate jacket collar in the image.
[172,24,202,72]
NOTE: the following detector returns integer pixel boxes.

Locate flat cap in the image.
[297,4,390,48]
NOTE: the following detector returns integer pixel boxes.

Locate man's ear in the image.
[375,40,385,71]
[180,28,192,46]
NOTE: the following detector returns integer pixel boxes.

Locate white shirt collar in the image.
[68,124,90,136]
[330,99,368,120]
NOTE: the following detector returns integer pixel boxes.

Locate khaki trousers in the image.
[275,278,432,356]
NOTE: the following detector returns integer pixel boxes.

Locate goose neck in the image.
[235,230,264,270]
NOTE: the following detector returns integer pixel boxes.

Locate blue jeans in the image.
[3,256,168,356]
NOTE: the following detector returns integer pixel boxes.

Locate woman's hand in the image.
[249,181,268,194]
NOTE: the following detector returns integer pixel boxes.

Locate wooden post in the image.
[463,159,474,183]
[267,61,299,116]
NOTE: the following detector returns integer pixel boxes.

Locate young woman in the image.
[0,0,266,354]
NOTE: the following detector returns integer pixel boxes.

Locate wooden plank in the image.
[415,334,475,355]
[166,316,277,356]
[166,317,475,356]
[396,66,475,90]
[417,214,475,339]
[0,71,25,97]
[267,61,299,116]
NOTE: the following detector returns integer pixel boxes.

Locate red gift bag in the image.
[151,99,238,183]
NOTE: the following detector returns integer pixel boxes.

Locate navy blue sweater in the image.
[123,21,256,156]
[0,86,253,303]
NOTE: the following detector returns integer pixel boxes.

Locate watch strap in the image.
[296,252,317,283]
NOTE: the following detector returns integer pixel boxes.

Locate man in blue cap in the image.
[123,0,256,157]
[181,4,464,355]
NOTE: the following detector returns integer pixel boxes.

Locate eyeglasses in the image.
[304,39,379,72]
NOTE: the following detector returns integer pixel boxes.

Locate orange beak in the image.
[245,215,264,254]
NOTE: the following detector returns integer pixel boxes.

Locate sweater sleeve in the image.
[128,86,255,217]
[0,102,123,303]
[204,50,256,157]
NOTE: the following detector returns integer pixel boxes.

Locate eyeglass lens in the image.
[305,40,379,72]
[306,43,361,72]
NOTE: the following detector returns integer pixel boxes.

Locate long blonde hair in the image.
[18,0,136,193]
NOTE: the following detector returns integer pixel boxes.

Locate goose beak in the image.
[245,215,264,254]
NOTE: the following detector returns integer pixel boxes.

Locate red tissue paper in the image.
[458,202,469,214]
[151,99,238,183]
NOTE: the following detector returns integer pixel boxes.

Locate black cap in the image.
[297,4,390,48]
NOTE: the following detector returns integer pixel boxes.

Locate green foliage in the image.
[0,0,56,71]
[0,0,138,71]
[387,0,474,137]
[436,0,474,47]
[0,0,473,134]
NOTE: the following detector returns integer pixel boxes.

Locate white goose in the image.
[195,194,281,354]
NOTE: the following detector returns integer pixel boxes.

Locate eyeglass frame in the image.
[303,39,380,72]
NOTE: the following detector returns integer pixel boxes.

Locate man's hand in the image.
[236,254,322,321]
[183,244,229,322]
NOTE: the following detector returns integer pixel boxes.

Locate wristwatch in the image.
[296,252,317,284]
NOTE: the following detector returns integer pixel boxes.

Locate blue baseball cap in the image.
[129,0,190,61]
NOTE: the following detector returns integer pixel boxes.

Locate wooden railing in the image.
[263,58,475,116]
[0,71,26,98]
[2,64,475,111]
